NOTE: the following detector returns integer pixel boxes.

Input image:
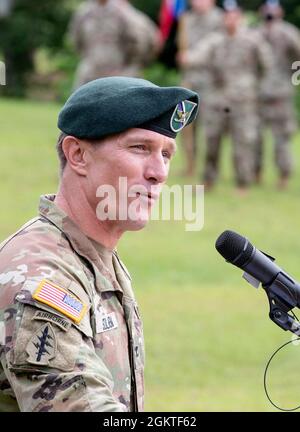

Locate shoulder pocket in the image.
[15,277,93,338]
[10,304,83,373]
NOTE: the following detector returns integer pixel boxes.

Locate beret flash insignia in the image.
[170,100,197,133]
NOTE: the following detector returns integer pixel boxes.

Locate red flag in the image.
[159,0,175,43]
[159,0,187,43]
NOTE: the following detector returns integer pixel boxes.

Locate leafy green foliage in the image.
[131,0,161,22]
[0,0,73,96]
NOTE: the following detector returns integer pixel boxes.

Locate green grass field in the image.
[1,97,300,412]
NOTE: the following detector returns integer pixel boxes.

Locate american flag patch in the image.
[33,279,87,324]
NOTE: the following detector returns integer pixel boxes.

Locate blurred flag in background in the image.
[159,0,187,43]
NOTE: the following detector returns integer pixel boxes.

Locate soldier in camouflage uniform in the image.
[177,0,224,177]
[255,0,300,189]
[116,0,160,77]
[0,76,199,411]
[70,0,140,88]
[179,0,273,193]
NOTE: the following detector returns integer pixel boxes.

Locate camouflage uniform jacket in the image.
[256,20,300,100]
[187,28,273,105]
[119,1,159,76]
[177,7,224,93]
[69,0,139,79]
[0,195,145,412]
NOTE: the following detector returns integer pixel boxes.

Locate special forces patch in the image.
[26,323,57,366]
[170,100,197,133]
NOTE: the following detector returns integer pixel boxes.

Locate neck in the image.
[196,8,211,15]
[54,177,123,250]
[265,19,277,28]
[227,28,238,36]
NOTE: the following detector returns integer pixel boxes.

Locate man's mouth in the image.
[136,192,159,202]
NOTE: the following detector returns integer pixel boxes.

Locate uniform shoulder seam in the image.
[0,217,43,253]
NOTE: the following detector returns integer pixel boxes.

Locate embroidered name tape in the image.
[96,309,118,334]
[33,279,87,324]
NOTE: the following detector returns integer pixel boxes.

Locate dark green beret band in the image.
[58,77,199,140]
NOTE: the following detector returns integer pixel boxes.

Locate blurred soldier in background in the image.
[179,0,273,194]
[69,0,140,88]
[116,0,161,77]
[177,0,223,177]
[255,0,300,189]
[0,0,13,17]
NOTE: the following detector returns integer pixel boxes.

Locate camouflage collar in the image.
[38,194,123,295]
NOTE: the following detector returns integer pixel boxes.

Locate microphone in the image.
[215,230,282,286]
[215,230,300,334]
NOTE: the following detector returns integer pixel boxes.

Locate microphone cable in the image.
[264,312,300,411]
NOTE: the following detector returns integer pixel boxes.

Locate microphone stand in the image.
[264,273,300,335]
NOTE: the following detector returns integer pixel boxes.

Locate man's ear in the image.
[62,136,89,176]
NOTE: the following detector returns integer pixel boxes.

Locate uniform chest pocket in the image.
[133,304,145,371]
[123,297,145,371]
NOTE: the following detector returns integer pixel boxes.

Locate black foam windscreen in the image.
[215,230,254,267]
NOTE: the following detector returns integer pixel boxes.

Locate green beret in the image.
[58,77,199,139]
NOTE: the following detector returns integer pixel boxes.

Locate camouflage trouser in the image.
[203,101,258,187]
[255,97,297,177]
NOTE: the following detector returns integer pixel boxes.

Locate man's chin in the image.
[123,217,150,232]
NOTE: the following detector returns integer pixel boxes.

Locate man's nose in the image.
[144,154,168,184]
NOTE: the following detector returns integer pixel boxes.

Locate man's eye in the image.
[162,151,171,160]
[131,145,146,151]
